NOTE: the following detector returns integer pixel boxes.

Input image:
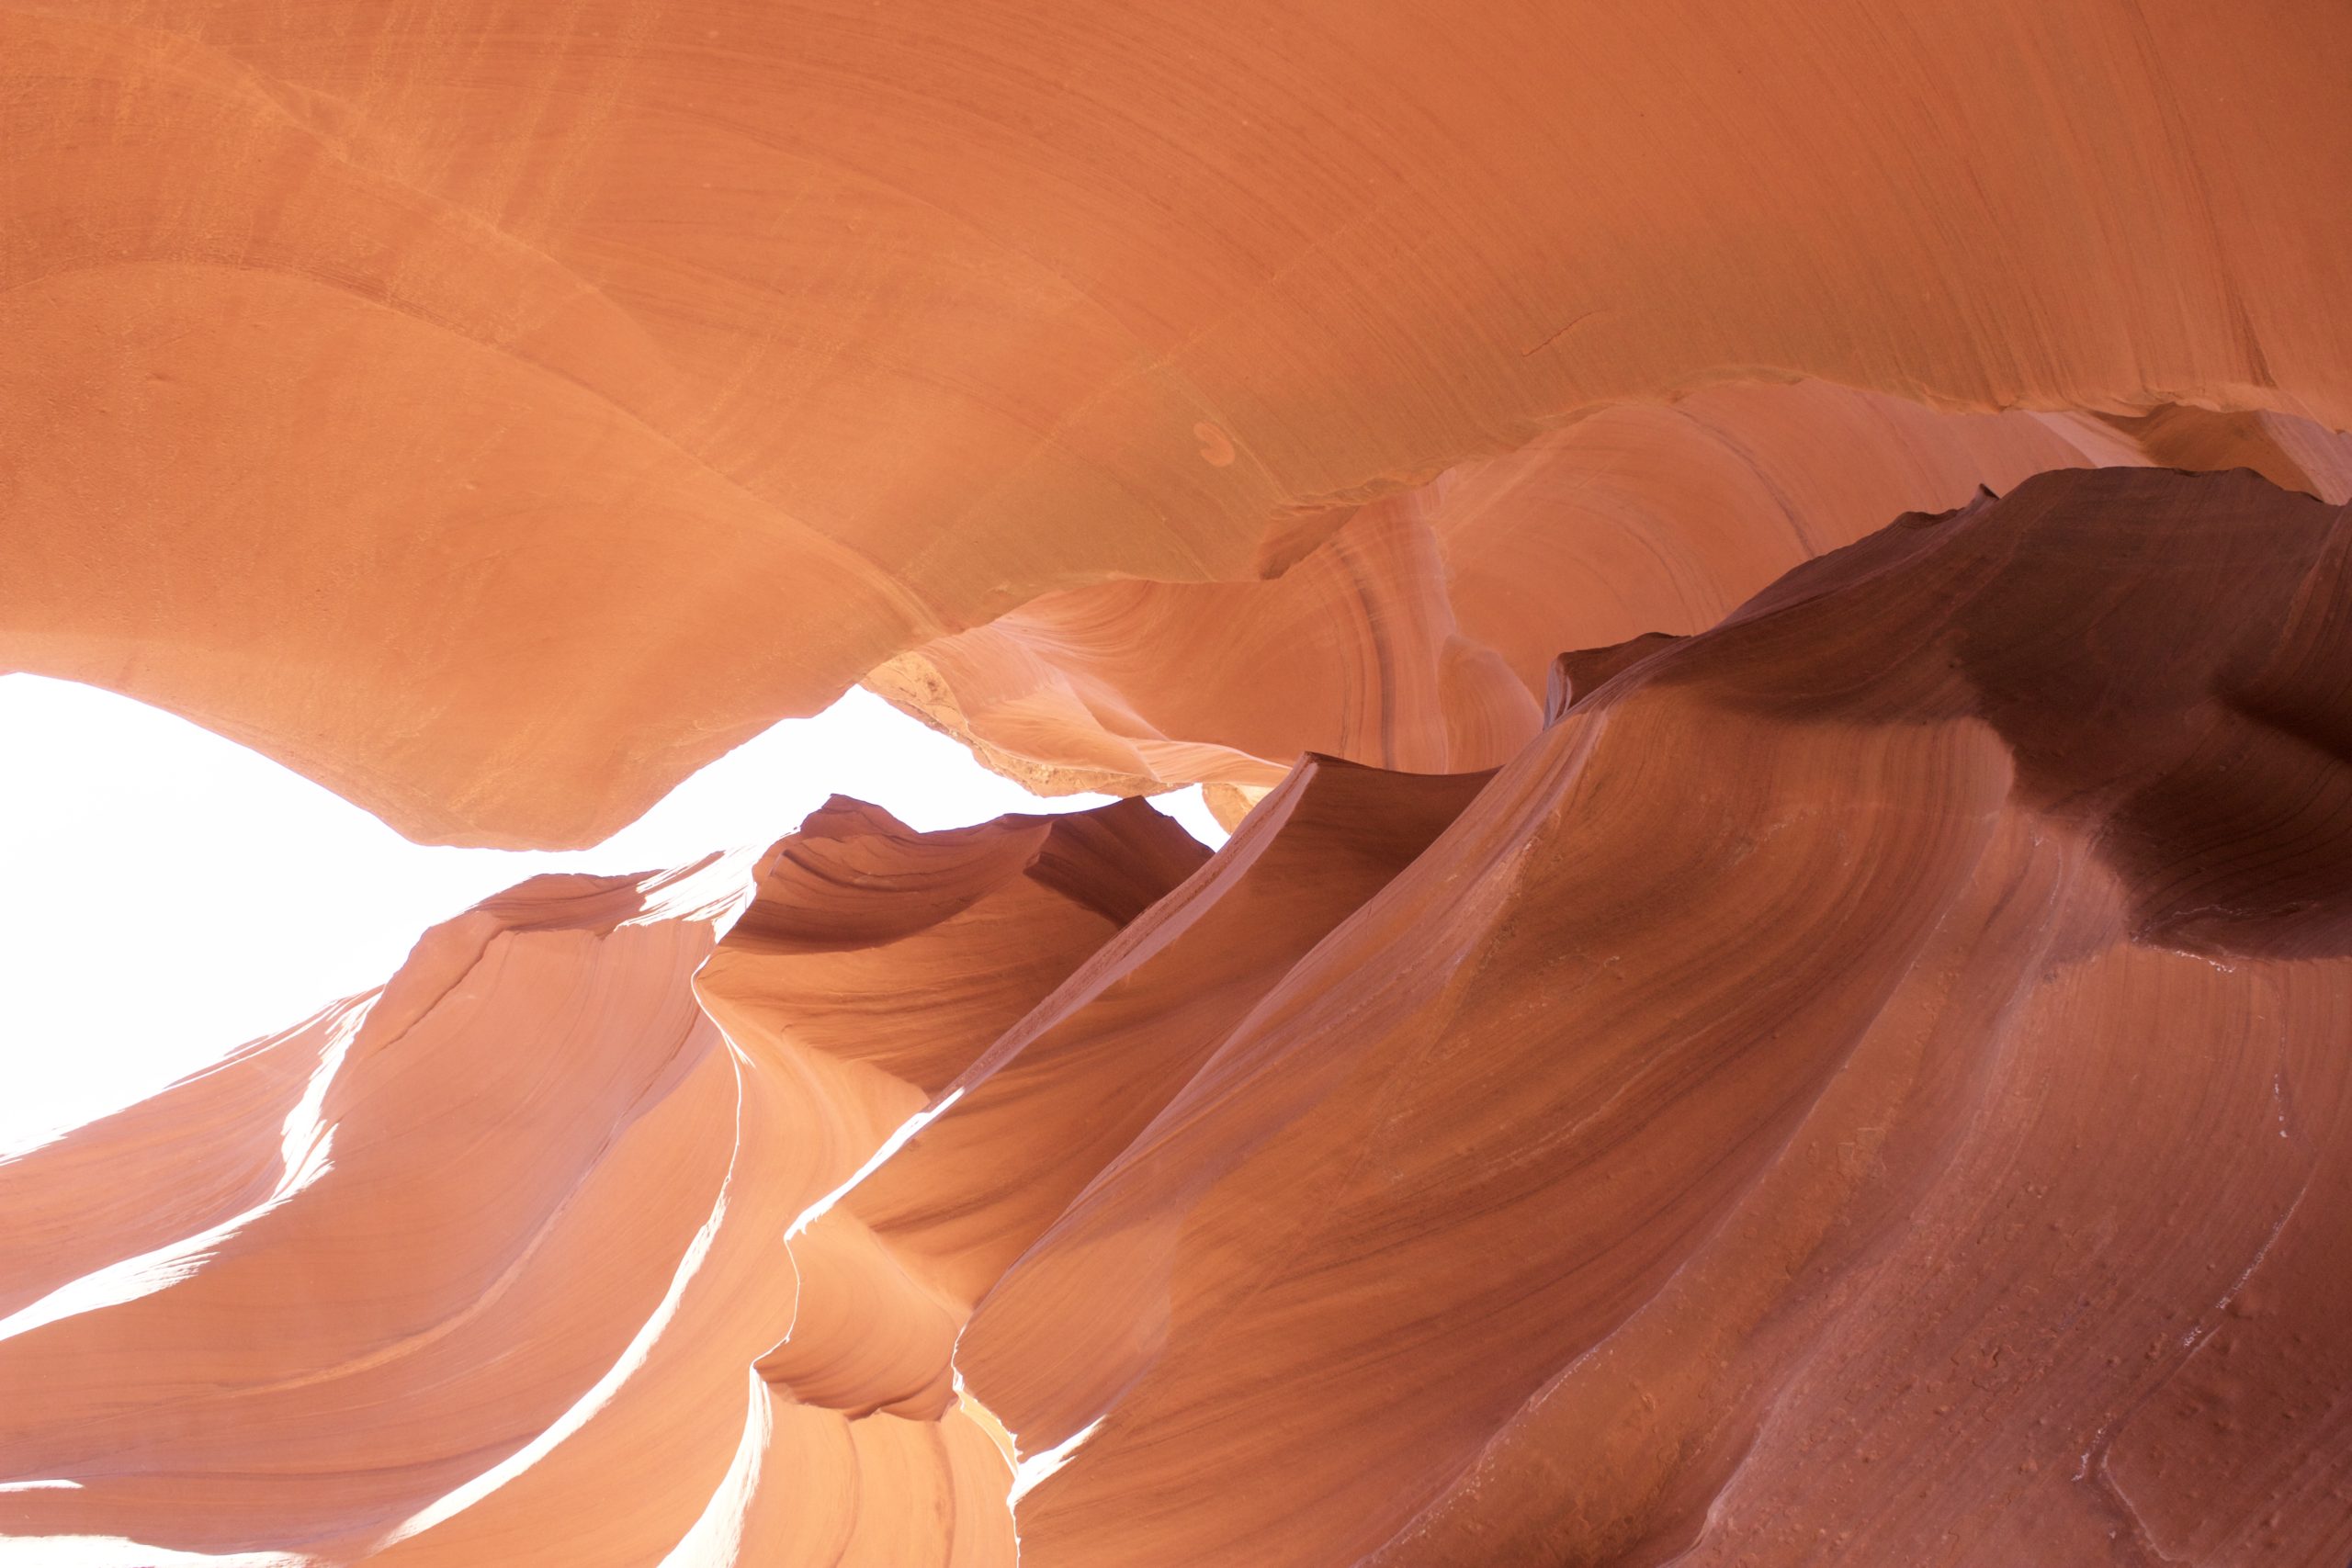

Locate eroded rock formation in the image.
[6,4,2352,1563]
[7,468,2348,1564]
[0,863,753,1562]
[6,1,2351,844]
[0,802,1200,1566]
[875,385,2352,803]
[962,466,2352,1567]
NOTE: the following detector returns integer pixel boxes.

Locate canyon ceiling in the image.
[3,3,2349,1565]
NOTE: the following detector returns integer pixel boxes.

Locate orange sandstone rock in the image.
[4,9,2351,1558]
[784,755,1494,1449]
[956,468,2352,1567]
[0,863,754,1562]
[876,384,2352,797]
[675,796,1207,1568]
[6,4,2351,845]
[6,471,2351,1564]
[0,803,1202,1567]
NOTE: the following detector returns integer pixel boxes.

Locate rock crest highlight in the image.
[10,470,2352,1563]
[5,5,2352,1564]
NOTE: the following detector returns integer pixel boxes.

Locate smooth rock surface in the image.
[876,385,2352,796]
[0,802,1202,1566]
[10,470,2345,1565]
[0,862,754,1561]
[6,2,2350,844]
[6,7,2351,1562]
[955,467,2352,1567]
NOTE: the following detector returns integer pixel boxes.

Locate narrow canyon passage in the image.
[4,3,2350,1564]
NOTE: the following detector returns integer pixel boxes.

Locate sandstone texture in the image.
[876,386,2352,800]
[6,1,2351,843]
[5,5,2352,1565]
[964,468,2352,1567]
[9,470,2351,1563]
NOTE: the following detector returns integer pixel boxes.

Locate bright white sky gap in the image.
[0,674,1226,1150]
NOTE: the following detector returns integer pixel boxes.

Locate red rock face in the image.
[876,385,2352,802]
[6,6,2352,1565]
[0,863,752,1561]
[8,469,2349,1564]
[6,2,2352,845]
[962,467,2352,1567]
[0,806,1202,1566]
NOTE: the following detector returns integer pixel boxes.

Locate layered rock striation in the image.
[963,466,2352,1567]
[6,468,2348,1564]
[6,1,2351,845]
[0,798,1219,1566]
[875,385,2352,806]
[6,6,2352,1561]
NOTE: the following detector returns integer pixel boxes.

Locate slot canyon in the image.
[3,3,2349,1564]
